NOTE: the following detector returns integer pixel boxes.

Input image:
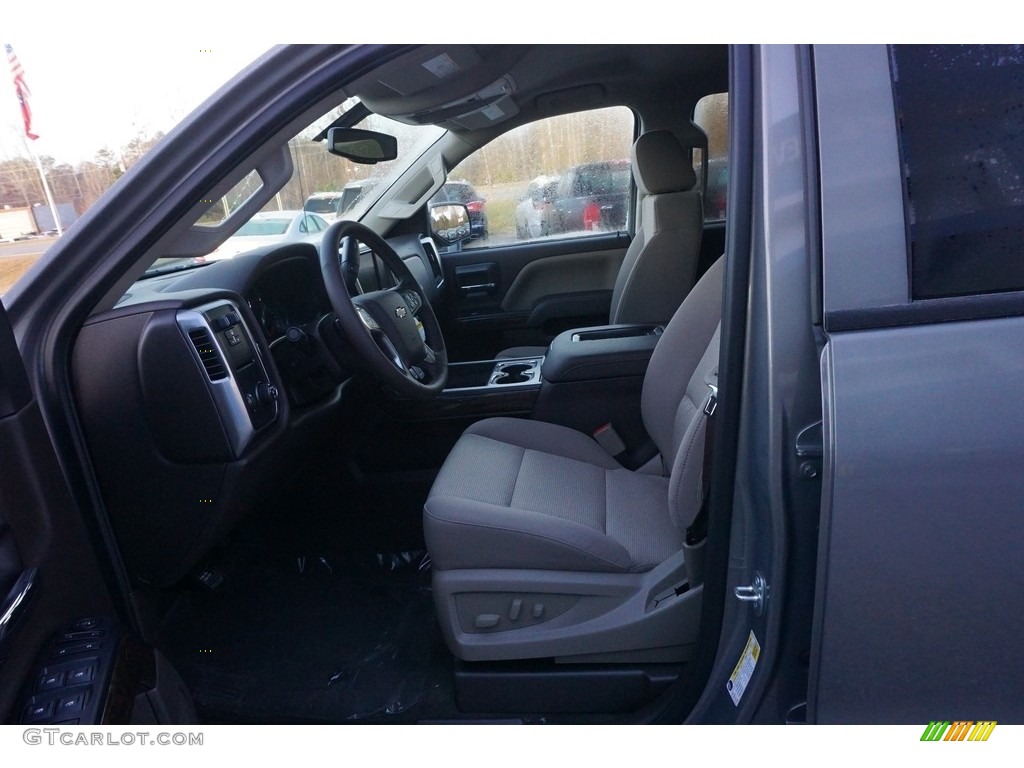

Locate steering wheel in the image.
[320,220,447,400]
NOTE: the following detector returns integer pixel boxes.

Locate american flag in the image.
[5,43,38,140]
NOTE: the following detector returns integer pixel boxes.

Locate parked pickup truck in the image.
[548,158,631,236]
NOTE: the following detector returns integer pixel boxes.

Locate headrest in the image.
[631,130,697,195]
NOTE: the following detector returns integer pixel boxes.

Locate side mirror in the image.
[327,128,398,164]
[429,203,472,246]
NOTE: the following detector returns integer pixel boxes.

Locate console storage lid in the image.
[541,324,663,383]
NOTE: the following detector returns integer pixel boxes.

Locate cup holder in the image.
[489,360,540,386]
[496,364,532,384]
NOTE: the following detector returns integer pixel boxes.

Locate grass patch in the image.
[0,255,40,294]
[484,199,517,241]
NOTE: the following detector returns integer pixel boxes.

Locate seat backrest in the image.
[609,129,704,325]
[640,256,724,531]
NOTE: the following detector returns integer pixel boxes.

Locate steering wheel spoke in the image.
[400,287,423,315]
[373,328,410,374]
[354,304,380,332]
[419,341,445,380]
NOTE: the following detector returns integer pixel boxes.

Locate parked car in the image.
[303,191,345,220]
[548,159,631,235]
[514,175,560,239]
[430,180,487,239]
[2,44,1023,737]
[303,181,369,221]
[205,209,328,260]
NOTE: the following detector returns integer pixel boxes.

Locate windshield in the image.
[284,101,445,225]
[140,98,444,274]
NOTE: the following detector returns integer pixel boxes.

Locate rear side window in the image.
[693,92,729,222]
[890,45,1024,299]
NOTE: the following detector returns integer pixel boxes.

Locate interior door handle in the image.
[459,282,497,294]
[0,567,38,661]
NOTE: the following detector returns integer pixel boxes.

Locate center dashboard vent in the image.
[187,328,227,381]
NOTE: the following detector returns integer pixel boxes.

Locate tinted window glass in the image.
[694,93,729,222]
[432,106,634,248]
[891,45,1024,299]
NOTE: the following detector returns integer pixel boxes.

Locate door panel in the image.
[0,300,118,722]
[500,249,623,312]
[439,233,629,360]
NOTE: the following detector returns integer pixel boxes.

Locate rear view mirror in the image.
[327,128,398,164]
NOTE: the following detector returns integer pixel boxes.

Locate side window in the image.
[431,106,635,249]
[890,45,1024,299]
[693,92,729,222]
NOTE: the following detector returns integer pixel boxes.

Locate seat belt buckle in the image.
[704,384,718,416]
[593,423,627,457]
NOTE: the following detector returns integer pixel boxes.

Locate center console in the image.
[529,324,663,458]
[539,324,662,383]
[446,357,543,391]
[424,323,663,456]
[415,355,545,421]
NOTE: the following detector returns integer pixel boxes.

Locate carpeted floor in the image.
[158,551,458,723]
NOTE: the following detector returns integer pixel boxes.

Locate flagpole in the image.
[20,132,62,237]
[6,42,62,236]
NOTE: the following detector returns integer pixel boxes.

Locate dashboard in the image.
[115,233,443,404]
[70,233,445,588]
[247,258,327,343]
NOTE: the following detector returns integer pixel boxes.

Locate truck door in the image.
[810,44,1024,723]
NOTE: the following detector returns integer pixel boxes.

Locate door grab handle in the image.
[0,568,38,657]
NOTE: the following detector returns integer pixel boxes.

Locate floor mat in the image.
[159,552,455,723]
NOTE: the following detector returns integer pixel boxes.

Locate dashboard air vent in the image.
[188,328,227,381]
[421,237,444,288]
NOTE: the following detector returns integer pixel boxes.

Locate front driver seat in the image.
[498,127,705,359]
[424,257,724,662]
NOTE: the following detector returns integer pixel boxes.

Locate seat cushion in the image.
[424,417,684,574]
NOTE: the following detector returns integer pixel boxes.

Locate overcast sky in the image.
[0,5,990,167]
[1,41,270,165]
